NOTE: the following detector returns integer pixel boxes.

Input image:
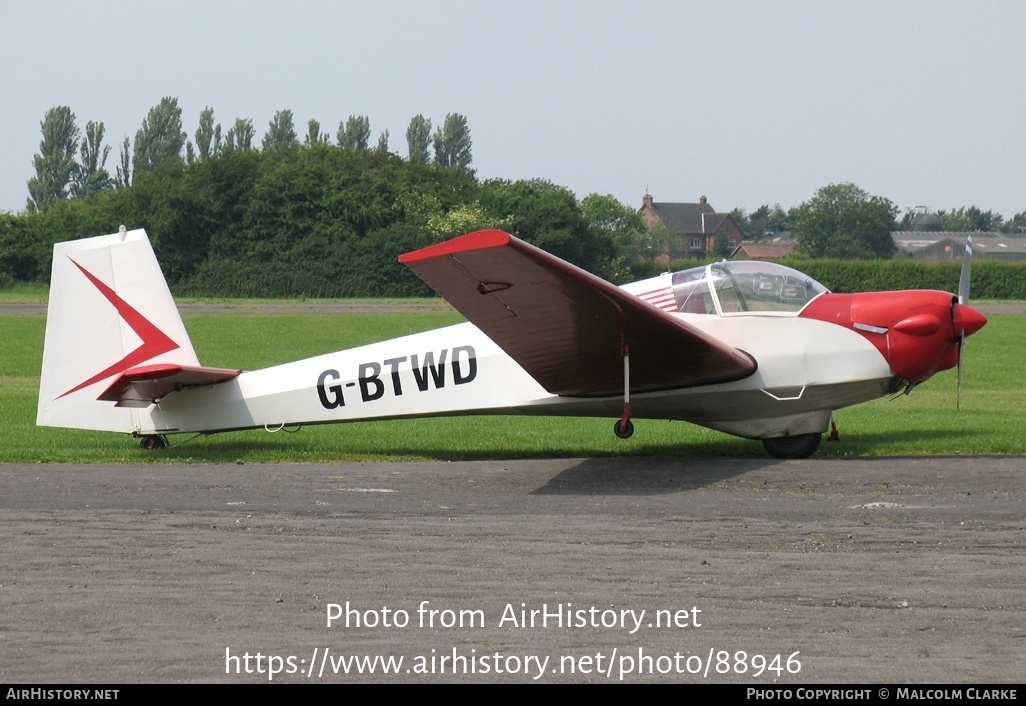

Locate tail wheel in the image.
[139,435,168,451]
[762,433,821,459]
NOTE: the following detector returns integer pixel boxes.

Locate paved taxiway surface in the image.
[1,457,1022,683]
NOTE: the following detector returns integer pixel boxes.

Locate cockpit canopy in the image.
[633,261,828,316]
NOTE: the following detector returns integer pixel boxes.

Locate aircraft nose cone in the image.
[953,304,987,338]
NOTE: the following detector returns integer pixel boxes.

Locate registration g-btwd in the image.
[37,228,986,458]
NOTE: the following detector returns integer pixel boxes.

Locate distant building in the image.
[893,231,1026,261]
[640,194,744,259]
[729,240,796,260]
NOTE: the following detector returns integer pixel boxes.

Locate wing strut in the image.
[615,341,634,439]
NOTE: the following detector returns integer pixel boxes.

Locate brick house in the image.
[639,194,744,259]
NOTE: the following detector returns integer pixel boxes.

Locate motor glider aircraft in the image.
[37,227,986,458]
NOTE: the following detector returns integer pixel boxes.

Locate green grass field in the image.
[2,305,1024,463]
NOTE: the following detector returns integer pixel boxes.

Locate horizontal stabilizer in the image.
[401,230,756,396]
[98,364,241,408]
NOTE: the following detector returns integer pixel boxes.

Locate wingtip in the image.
[399,230,512,264]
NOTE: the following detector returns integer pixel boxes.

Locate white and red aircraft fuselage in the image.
[37,228,985,458]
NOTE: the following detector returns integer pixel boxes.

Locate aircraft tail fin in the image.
[37,228,202,433]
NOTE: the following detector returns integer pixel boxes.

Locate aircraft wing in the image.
[97,364,241,408]
[400,230,756,396]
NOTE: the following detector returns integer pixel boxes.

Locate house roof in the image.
[643,200,729,234]
[730,241,795,260]
[892,231,1026,258]
[893,231,995,246]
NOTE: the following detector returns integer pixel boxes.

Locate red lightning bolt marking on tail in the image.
[57,258,180,398]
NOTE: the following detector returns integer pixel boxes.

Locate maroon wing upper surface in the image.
[400,230,756,396]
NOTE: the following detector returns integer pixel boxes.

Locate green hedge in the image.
[777,258,1026,299]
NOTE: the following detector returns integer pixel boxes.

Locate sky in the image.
[3,0,1025,220]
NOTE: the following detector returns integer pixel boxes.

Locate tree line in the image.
[7,101,1026,296]
[732,189,1026,256]
[24,99,474,213]
[5,101,644,295]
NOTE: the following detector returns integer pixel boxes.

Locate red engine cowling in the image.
[801,291,986,384]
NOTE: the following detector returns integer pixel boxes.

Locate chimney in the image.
[700,195,707,205]
[642,193,653,209]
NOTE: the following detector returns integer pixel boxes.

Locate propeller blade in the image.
[958,235,973,305]
[956,235,974,408]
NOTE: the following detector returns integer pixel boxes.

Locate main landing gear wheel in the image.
[762,433,821,459]
[139,435,168,451]
[613,419,635,439]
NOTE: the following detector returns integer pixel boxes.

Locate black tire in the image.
[139,435,167,451]
[613,419,634,439]
[762,433,821,459]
